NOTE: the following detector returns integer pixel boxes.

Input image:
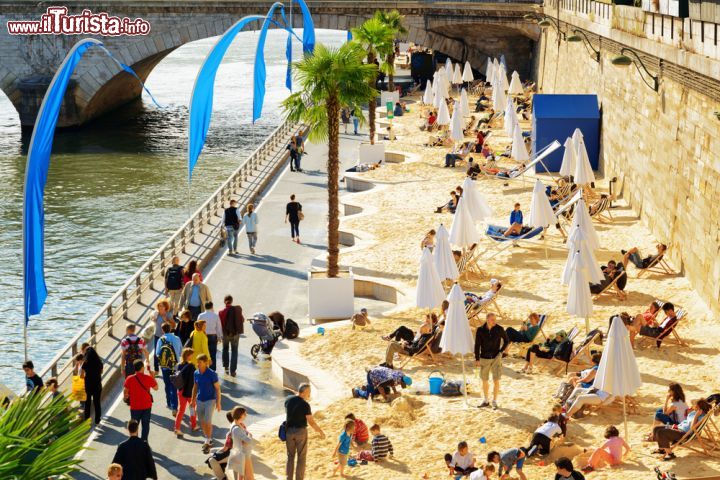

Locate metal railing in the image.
[40,118,300,387]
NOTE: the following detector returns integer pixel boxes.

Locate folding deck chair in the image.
[669,404,720,457]
[588,195,614,223]
[465,291,506,326]
[637,250,676,278]
[456,245,478,275]
[592,270,628,301]
[637,309,688,348]
[481,140,561,184]
[552,328,602,374]
[398,327,443,369]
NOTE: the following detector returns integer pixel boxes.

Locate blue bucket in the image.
[428,371,444,395]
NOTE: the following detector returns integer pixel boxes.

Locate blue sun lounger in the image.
[486,225,544,242]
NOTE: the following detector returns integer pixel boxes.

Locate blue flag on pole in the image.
[286,32,293,91]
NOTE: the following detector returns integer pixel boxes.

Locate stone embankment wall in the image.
[535,5,720,316]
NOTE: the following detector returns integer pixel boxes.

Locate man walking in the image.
[112,419,158,480]
[120,324,149,378]
[164,256,184,315]
[22,360,43,393]
[285,194,303,244]
[191,354,221,453]
[123,360,159,442]
[223,200,241,255]
[474,313,509,410]
[155,322,182,416]
[219,295,244,376]
[198,301,222,371]
[285,383,325,480]
[180,273,212,321]
[242,204,259,254]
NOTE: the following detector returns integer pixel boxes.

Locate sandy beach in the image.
[258,90,720,480]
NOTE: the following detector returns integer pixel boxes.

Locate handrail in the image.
[39,118,298,381]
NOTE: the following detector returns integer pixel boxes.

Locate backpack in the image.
[170,364,187,390]
[278,421,287,441]
[124,336,142,365]
[553,339,574,363]
[440,380,463,397]
[157,337,178,369]
[165,265,183,290]
[283,319,299,340]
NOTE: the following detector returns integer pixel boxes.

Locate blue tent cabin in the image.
[531,94,600,173]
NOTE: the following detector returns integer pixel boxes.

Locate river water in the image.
[0,29,345,392]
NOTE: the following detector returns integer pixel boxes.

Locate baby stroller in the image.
[249,313,282,359]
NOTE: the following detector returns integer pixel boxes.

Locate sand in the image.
[257,91,720,480]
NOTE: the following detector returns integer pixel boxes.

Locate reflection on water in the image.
[0,29,345,391]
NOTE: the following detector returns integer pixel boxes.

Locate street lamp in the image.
[611,47,659,92]
[566,29,600,63]
[524,14,566,42]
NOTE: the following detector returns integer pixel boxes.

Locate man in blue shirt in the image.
[191,354,221,452]
[504,202,524,236]
[155,322,182,415]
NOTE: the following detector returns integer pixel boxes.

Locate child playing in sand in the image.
[358,424,394,462]
[332,419,355,477]
[445,441,478,477]
[581,425,630,473]
[345,413,370,448]
[468,464,495,480]
[487,448,527,480]
[526,415,563,456]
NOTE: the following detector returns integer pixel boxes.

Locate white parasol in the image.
[508,70,523,95]
[459,88,471,117]
[434,224,460,281]
[439,283,474,405]
[503,97,517,136]
[453,63,463,85]
[449,196,480,248]
[462,61,474,83]
[423,80,434,105]
[445,58,453,79]
[573,133,595,185]
[449,101,465,143]
[566,198,601,252]
[511,122,529,162]
[437,99,451,126]
[565,249,595,332]
[528,179,557,259]
[559,137,576,178]
[562,227,605,286]
[416,247,447,309]
[485,58,495,83]
[461,176,494,222]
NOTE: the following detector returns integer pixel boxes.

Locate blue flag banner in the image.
[23,38,162,323]
[297,0,316,54]
[285,32,293,91]
[347,30,352,42]
[187,14,265,182]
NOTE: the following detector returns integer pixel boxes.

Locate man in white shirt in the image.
[198,301,223,371]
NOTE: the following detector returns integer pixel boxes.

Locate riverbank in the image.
[257,90,720,479]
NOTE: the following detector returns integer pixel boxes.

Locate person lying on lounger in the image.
[638,302,677,343]
[621,243,667,271]
[568,353,601,388]
[435,191,459,214]
[589,260,626,294]
[382,313,435,343]
[426,131,452,148]
[445,142,474,168]
[564,385,615,419]
[651,398,711,461]
[505,313,541,344]
[466,279,502,308]
[520,330,567,374]
[504,203,523,236]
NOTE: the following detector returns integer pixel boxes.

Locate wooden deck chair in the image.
[398,327,442,369]
[537,314,549,340]
[534,326,579,371]
[553,328,601,374]
[456,245,478,275]
[637,251,676,278]
[637,309,688,348]
[481,140,561,183]
[465,293,505,326]
[592,270,628,301]
[588,195,613,223]
[669,404,720,457]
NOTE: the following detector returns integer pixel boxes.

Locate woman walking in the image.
[82,343,104,425]
[228,406,256,480]
[243,204,259,254]
[285,194,303,244]
[174,348,197,436]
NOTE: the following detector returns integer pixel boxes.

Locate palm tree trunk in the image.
[367,52,376,145]
[387,53,395,92]
[326,93,340,278]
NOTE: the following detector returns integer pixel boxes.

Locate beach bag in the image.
[284,319,299,340]
[298,211,305,221]
[440,380,463,397]
[278,421,287,441]
[170,364,187,390]
[70,375,86,402]
[553,339,574,363]
[554,381,574,404]
[157,337,178,369]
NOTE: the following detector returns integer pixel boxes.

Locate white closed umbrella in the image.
[559,137,576,178]
[453,63,463,85]
[461,176,494,222]
[434,224,459,281]
[445,58,453,79]
[433,82,444,110]
[459,88,470,117]
[565,249,594,332]
[435,71,450,100]
[416,247,447,309]
[562,228,604,286]
[574,134,595,186]
[500,54,507,68]
[439,283,474,405]
[593,316,643,438]
[508,71,523,95]
[528,179,557,259]
[449,196,480,248]
[496,64,509,93]
[462,61,474,83]
[437,99,451,126]
[423,80,434,105]
[567,198,601,252]
[503,97,516,136]
[432,72,439,95]
[511,122,529,162]
[450,101,464,143]
[485,58,495,83]
[492,81,506,111]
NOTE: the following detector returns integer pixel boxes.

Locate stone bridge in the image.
[0,0,541,126]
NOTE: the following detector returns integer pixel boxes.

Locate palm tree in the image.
[375,9,407,93]
[283,43,377,278]
[351,18,394,145]
[0,390,91,478]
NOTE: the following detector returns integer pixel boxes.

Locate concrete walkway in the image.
[72,127,381,479]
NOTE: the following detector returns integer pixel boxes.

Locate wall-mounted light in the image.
[566,29,600,63]
[611,47,659,92]
[524,14,566,43]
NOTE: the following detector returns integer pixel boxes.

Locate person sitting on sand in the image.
[652,398,711,461]
[565,385,615,419]
[521,330,567,374]
[468,463,495,480]
[554,457,585,480]
[393,102,404,117]
[638,302,678,345]
[621,243,667,271]
[420,111,437,131]
[382,313,435,343]
[581,425,630,473]
[487,448,527,480]
[351,366,411,401]
[345,413,370,449]
[505,313,541,344]
[357,423,393,462]
[445,441,478,477]
[525,415,563,457]
[383,126,396,141]
[467,159,482,180]
[351,308,371,330]
[503,203,523,236]
[435,190,459,214]
[589,260,626,294]
[421,229,436,251]
[551,402,569,436]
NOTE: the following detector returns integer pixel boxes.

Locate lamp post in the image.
[567,29,600,63]
[611,47,659,92]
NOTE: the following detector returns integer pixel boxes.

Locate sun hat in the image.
[402,375,413,386]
